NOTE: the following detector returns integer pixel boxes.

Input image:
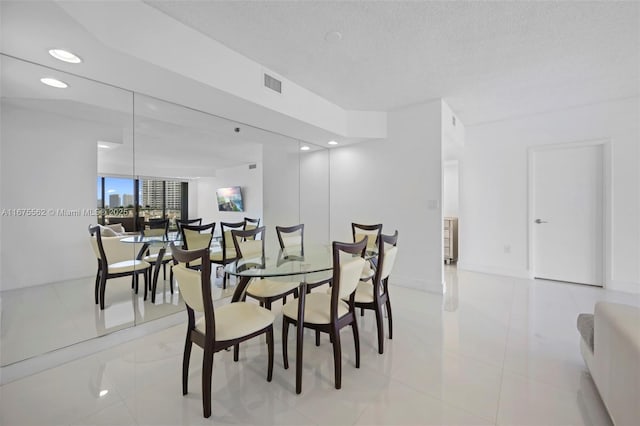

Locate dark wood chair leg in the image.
[282,317,290,369]
[361,307,364,317]
[375,304,384,354]
[183,335,192,395]
[266,327,274,382]
[202,346,214,418]
[332,327,342,389]
[386,298,393,339]
[315,330,320,347]
[233,344,239,362]
[94,270,100,304]
[170,267,174,294]
[99,274,107,310]
[352,319,360,368]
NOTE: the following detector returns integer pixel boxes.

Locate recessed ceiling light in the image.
[97,144,111,149]
[99,390,109,397]
[328,140,338,145]
[300,146,311,151]
[48,49,82,64]
[40,77,68,88]
[324,31,343,43]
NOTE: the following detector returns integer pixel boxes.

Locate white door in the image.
[532,144,603,286]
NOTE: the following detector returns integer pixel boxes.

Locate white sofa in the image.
[578,302,640,425]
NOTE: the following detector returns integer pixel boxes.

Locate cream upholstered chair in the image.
[89,225,151,310]
[276,224,332,290]
[211,221,243,288]
[347,231,398,354]
[351,223,382,282]
[179,222,215,270]
[171,244,274,418]
[281,237,367,392]
[232,227,299,309]
[243,217,260,235]
[142,218,173,288]
[176,218,202,233]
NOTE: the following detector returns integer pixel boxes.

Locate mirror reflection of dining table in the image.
[225,244,371,394]
[120,233,184,303]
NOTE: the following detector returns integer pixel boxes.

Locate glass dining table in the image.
[120,232,183,303]
[225,244,368,394]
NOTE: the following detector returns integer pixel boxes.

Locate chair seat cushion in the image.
[108,259,150,274]
[143,250,172,263]
[210,248,236,262]
[195,302,274,341]
[351,281,375,303]
[360,262,374,280]
[246,278,299,298]
[282,293,349,324]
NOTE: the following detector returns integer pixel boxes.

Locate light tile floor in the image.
[2,266,637,425]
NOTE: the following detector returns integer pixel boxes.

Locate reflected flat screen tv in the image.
[216,186,244,212]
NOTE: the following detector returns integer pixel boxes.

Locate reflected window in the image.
[96,176,187,230]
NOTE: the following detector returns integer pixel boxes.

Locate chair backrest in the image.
[351,223,382,252]
[374,231,399,297]
[231,227,265,260]
[180,222,215,251]
[244,217,260,230]
[89,225,137,265]
[176,218,203,233]
[276,224,304,250]
[171,244,215,337]
[330,237,367,321]
[221,221,245,257]
[143,218,169,237]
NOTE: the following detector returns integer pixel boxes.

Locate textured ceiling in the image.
[146,0,640,125]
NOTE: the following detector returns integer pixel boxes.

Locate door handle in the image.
[535,219,548,224]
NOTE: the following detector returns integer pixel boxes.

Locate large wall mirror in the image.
[0,55,329,366]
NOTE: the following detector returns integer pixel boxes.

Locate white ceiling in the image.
[146,0,640,125]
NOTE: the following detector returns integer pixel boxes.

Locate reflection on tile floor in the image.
[0,273,236,366]
[2,266,638,425]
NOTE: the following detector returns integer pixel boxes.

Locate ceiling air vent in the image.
[264,73,282,93]
[249,164,257,170]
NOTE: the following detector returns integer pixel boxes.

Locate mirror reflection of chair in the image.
[142,218,174,292]
[89,225,151,310]
[351,223,383,282]
[347,231,398,354]
[232,227,299,310]
[282,237,368,393]
[170,244,274,418]
[212,221,244,289]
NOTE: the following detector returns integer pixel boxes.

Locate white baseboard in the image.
[457,262,531,279]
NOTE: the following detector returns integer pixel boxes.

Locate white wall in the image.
[1,106,100,290]
[443,161,459,217]
[193,162,263,236]
[460,97,640,293]
[330,100,444,292]
[262,142,300,251]
[300,149,330,245]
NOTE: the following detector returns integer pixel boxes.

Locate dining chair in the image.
[243,217,260,231]
[89,225,151,310]
[176,218,202,233]
[281,236,367,391]
[180,222,215,270]
[277,224,332,346]
[171,243,274,418]
[142,218,173,287]
[347,230,398,354]
[232,227,299,310]
[351,223,383,281]
[211,221,244,288]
